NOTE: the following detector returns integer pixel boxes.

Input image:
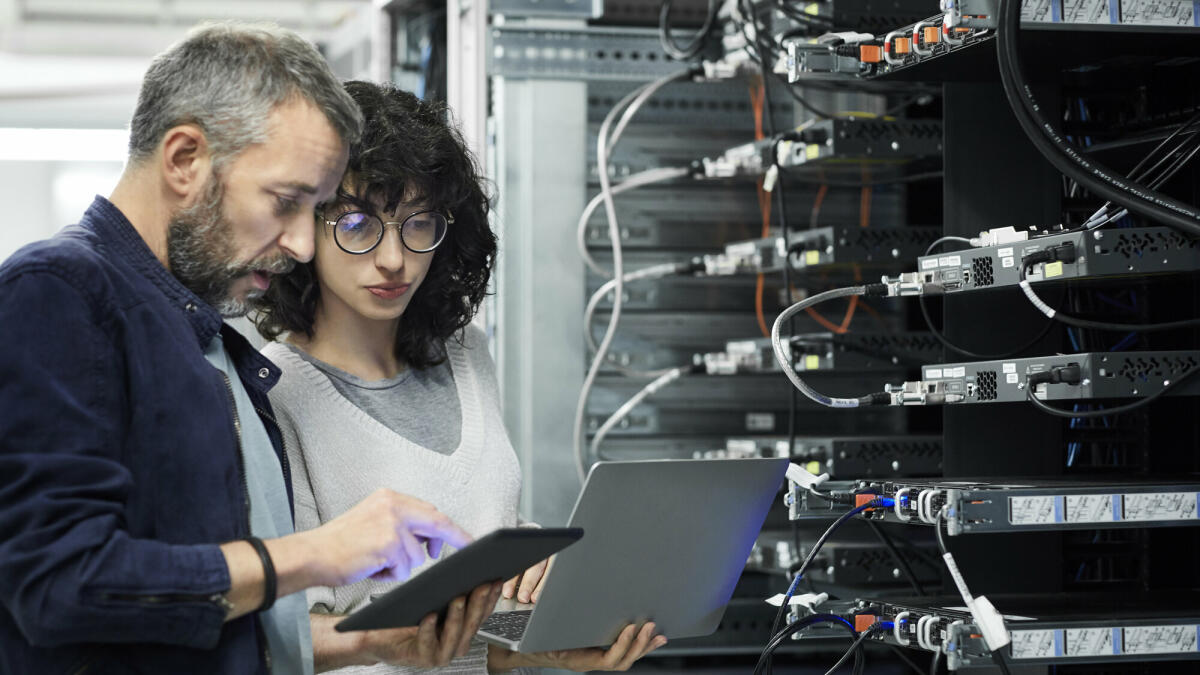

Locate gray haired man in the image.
[0,22,497,674]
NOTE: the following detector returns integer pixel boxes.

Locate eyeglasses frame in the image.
[322,208,454,255]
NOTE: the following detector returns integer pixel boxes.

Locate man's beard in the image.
[167,175,295,318]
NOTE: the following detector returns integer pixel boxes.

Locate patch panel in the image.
[790,478,1200,535]
[822,591,1200,669]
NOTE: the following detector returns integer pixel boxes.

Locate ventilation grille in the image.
[839,120,942,142]
[844,227,938,252]
[849,333,943,354]
[971,256,995,287]
[976,371,998,400]
[1106,230,1199,260]
[852,439,943,461]
[1114,355,1200,384]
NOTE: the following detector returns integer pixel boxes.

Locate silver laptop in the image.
[477,457,788,653]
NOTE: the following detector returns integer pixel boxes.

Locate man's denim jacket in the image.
[0,196,294,674]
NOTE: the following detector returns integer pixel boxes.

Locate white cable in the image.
[894,611,911,646]
[589,366,689,460]
[573,70,692,484]
[585,262,690,355]
[1018,279,1058,319]
[916,615,936,651]
[770,285,870,408]
[894,488,912,521]
[576,167,692,277]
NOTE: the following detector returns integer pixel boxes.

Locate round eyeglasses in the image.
[324,209,451,255]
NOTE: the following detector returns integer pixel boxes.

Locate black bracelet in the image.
[245,537,277,613]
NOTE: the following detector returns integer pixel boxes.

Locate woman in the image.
[253,81,665,673]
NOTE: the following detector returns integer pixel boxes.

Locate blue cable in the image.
[1066,327,1081,351]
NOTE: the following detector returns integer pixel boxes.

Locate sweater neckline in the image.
[264,337,483,485]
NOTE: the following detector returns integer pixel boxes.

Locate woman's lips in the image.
[367,284,410,299]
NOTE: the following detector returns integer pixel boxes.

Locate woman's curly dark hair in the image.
[252,81,496,369]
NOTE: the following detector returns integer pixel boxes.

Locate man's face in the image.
[167,98,348,317]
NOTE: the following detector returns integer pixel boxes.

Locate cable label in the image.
[1122,492,1200,521]
[1009,495,1058,525]
[1010,629,1058,659]
[1122,625,1198,654]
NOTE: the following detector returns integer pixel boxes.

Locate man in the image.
[0,22,498,674]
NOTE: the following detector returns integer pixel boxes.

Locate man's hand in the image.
[359,582,503,668]
[489,622,666,673]
[501,555,552,604]
[307,488,472,587]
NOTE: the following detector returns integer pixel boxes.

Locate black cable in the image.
[822,625,879,675]
[1025,367,1200,419]
[991,651,1015,675]
[1018,263,1200,332]
[736,0,836,119]
[995,0,1200,236]
[659,0,719,61]
[768,502,879,656]
[863,518,926,596]
[935,508,950,558]
[753,614,856,675]
[918,239,1057,359]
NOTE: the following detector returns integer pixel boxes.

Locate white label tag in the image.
[949,366,965,377]
[1003,362,1017,374]
[998,247,1014,258]
[1006,373,1019,384]
[921,257,939,270]
[1065,495,1116,523]
[1010,630,1057,660]
[1001,256,1015,268]
[1122,492,1199,521]
[1010,495,1057,524]
[1123,625,1199,654]
[926,368,943,379]
[1065,628,1114,657]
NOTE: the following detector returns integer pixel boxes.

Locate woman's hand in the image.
[501,555,552,604]
[361,581,502,667]
[489,622,666,673]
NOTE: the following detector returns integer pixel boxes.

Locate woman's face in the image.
[313,189,439,324]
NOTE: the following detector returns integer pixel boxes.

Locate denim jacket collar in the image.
[85,196,282,394]
[87,195,224,347]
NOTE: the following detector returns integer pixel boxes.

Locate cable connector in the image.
[969,226,1028,248]
[880,273,942,297]
[766,591,828,610]
[786,462,831,491]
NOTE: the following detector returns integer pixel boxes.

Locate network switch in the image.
[916,226,1200,294]
[703,332,938,375]
[719,435,942,478]
[747,533,942,588]
[821,591,1200,670]
[886,351,1200,406]
[789,478,1200,535]
[700,118,942,179]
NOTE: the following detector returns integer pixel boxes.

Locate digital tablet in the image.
[335,527,584,631]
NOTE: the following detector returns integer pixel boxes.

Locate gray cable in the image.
[770,285,876,408]
[573,69,693,484]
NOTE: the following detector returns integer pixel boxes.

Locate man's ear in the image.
[159,124,212,205]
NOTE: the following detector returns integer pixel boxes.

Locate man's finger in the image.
[397,530,425,577]
[408,515,473,550]
[426,536,444,560]
[531,556,555,603]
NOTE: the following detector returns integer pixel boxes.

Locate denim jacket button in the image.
[184,302,197,313]
[257,368,270,379]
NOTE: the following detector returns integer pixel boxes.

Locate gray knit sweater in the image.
[262,325,523,674]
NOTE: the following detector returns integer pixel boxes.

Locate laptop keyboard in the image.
[480,610,532,641]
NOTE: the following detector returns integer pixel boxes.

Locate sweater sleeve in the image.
[0,267,230,649]
[269,361,338,614]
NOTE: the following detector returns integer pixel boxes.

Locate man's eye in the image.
[275,195,300,216]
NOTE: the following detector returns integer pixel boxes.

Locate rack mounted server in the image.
[789,478,1200,535]
[821,591,1200,670]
